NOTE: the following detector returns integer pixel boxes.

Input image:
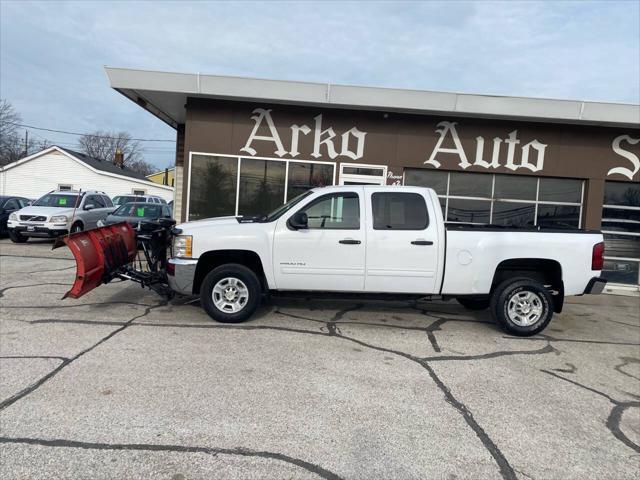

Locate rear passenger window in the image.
[372,192,428,230]
[301,193,360,229]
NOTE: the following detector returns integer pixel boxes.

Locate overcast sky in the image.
[1,0,639,169]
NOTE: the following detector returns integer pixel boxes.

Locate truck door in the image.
[364,188,441,294]
[273,189,365,291]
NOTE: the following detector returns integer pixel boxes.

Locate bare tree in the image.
[77,130,155,176]
[0,99,36,166]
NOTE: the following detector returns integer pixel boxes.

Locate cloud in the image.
[1,0,638,168]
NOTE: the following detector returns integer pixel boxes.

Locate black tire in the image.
[490,277,554,336]
[8,229,28,243]
[456,296,490,310]
[200,263,262,323]
[70,222,83,234]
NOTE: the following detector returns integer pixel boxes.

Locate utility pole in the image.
[24,130,28,157]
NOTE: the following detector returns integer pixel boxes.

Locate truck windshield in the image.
[261,191,314,222]
[112,203,162,218]
[33,194,80,208]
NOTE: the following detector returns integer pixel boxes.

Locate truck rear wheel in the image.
[8,229,28,243]
[490,277,554,336]
[200,263,261,323]
[456,297,490,310]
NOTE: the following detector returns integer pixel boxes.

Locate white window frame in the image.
[132,189,146,195]
[186,152,337,220]
[339,162,387,185]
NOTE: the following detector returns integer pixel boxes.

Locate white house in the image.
[0,146,174,202]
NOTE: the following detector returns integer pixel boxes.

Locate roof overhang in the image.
[105,67,640,130]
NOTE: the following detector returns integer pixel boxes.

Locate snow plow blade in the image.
[54,222,137,299]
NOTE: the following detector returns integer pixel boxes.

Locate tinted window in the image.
[603,181,640,206]
[538,178,582,203]
[447,199,490,223]
[301,193,360,229]
[4,199,20,210]
[287,162,334,201]
[537,205,580,229]
[342,166,384,176]
[102,196,113,207]
[238,158,286,217]
[372,192,428,230]
[403,169,448,195]
[162,206,172,217]
[88,195,106,208]
[449,172,492,198]
[492,201,535,227]
[189,155,238,220]
[494,175,537,201]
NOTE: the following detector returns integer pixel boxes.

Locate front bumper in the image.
[584,277,607,295]
[9,222,68,237]
[167,257,198,295]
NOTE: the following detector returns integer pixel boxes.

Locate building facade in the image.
[106,68,640,290]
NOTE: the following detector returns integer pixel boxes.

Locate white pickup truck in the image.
[167,186,606,336]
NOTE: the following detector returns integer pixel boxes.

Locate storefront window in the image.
[189,155,238,220]
[287,162,334,200]
[404,168,584,229]
[403,169,448,195]
[601,181,640,286]
[188,154,335,221]
[493,201,535,227]
[238,158,286,217]
[539,178,582,203]
[449,172,492,198]
[494,175,537,201]
[447,199,490,223]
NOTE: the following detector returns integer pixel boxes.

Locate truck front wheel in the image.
[200,263,261,323]
[490,277,554,336]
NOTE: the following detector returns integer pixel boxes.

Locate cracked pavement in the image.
[0,238,639,479]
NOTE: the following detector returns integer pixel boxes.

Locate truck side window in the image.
[301,193,360,229]
[372,192,429,230]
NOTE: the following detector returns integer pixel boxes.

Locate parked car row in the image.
[3,189,173,243]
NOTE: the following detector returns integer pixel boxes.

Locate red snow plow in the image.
[54,219,177,299]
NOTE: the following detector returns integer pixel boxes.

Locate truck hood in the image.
[176,216,269,233]
[14,205,77,219]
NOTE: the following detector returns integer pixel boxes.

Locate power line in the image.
[6,122,176,142]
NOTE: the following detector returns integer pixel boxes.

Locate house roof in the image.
[56,146,148,180]
[105,66,640,129]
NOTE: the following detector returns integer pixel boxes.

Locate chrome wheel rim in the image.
[212,277,249,314]
[507,290,543,326]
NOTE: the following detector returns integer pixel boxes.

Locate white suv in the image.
[7,190,114,243]
[113,194,167,206]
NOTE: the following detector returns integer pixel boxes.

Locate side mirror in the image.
[288,211,308,230]
[83,204,95,211]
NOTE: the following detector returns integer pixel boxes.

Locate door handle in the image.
[339,239,361,245]
[411,240,433,245]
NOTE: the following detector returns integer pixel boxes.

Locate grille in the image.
[20,215,47,221]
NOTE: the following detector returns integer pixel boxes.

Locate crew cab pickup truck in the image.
[168,186,606,336]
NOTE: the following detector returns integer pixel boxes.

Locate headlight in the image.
[96,220,104,227]
[50,215,68,223]
[9,213,17,221]
[173,235,193,258]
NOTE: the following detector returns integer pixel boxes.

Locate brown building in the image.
[106,68,640,291]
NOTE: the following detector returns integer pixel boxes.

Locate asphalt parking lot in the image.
[0,238,639,480]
